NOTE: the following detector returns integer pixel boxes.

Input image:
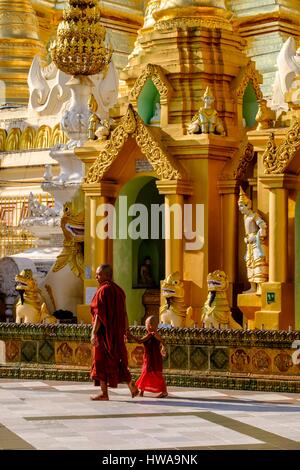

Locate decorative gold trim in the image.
[155,16,232,32]
[233,61,263,100]
[51,123,68,147]
[0,124,67,152]
[263,123,300,174]
[129,63,173,104]
[234,142,255,180]
[35,125,52,149]
[85,104,184,183]
[6,128,21,151]
[0,128,6,151]
[134,114,183,180]
[20,127,36,150]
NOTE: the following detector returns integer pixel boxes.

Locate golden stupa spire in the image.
[51,0,112,76]
[0,0,43,104]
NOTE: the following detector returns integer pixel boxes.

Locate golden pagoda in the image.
[1,0,300,333]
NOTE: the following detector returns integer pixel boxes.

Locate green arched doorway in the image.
[113,176,165,324]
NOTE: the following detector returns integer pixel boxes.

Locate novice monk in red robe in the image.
[135,315,168,398]
[90,264,138,401]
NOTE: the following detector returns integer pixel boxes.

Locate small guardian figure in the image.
[88,94,101,140]
[88,94,111,141]
[256,99,276,130]
[188,86,225,136]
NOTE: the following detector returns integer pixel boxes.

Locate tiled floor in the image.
[1,379,300,450]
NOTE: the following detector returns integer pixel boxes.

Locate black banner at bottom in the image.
[1,450,299,467]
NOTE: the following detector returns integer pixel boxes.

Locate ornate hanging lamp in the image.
[51,0,112,76]
[50,0,113,145]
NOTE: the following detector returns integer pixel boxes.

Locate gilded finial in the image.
[238,187,251,207]
[203,86,214,100]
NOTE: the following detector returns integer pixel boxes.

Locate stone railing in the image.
[1,323,300,391]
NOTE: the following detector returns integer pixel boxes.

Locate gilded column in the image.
[218,180,239,284]
[268,186,288,283]
[156,180,193,279]
[82,182,118,277]
[164,193,184,277]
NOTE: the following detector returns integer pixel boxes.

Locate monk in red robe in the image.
[90,264,138,401]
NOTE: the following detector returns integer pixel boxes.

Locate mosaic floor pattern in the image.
[1,379,300,450]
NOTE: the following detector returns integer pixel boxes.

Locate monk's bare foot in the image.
[156,392,168,398]
[129,381,139,398]
[90,394,109,401]
[139,390,144,397]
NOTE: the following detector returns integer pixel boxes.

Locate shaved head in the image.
[96,264,113,281]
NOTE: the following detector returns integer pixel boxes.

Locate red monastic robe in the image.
[90,281,131,387]
[135,335,167,394]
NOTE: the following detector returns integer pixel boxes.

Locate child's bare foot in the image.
[128,381,139,398]
[139,390,144,397]
[156,392,168,398]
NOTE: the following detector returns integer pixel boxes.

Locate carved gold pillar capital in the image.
[218,179,240,195]
[261,173,300,191]
[81,181,119,199]
[156,179,193,196]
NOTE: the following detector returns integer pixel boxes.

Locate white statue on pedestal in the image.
[238,188,268,295]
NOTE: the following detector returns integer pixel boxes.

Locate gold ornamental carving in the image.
[52,202,84,279]
[134,116,182,180]
[263,122,300,174]
[86,104,184,183]
[154,5,233,32]
[129,64,173,104]
[35,125,52,149]
[0,124,68,152]
[234,142,255,180]
[50,0,112,76]
[51,124,69,147]
[155,16,232,32]
[6,128,21,151]
[20,127,36,150]
[0,129,6,151]
[234,61,263,100]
